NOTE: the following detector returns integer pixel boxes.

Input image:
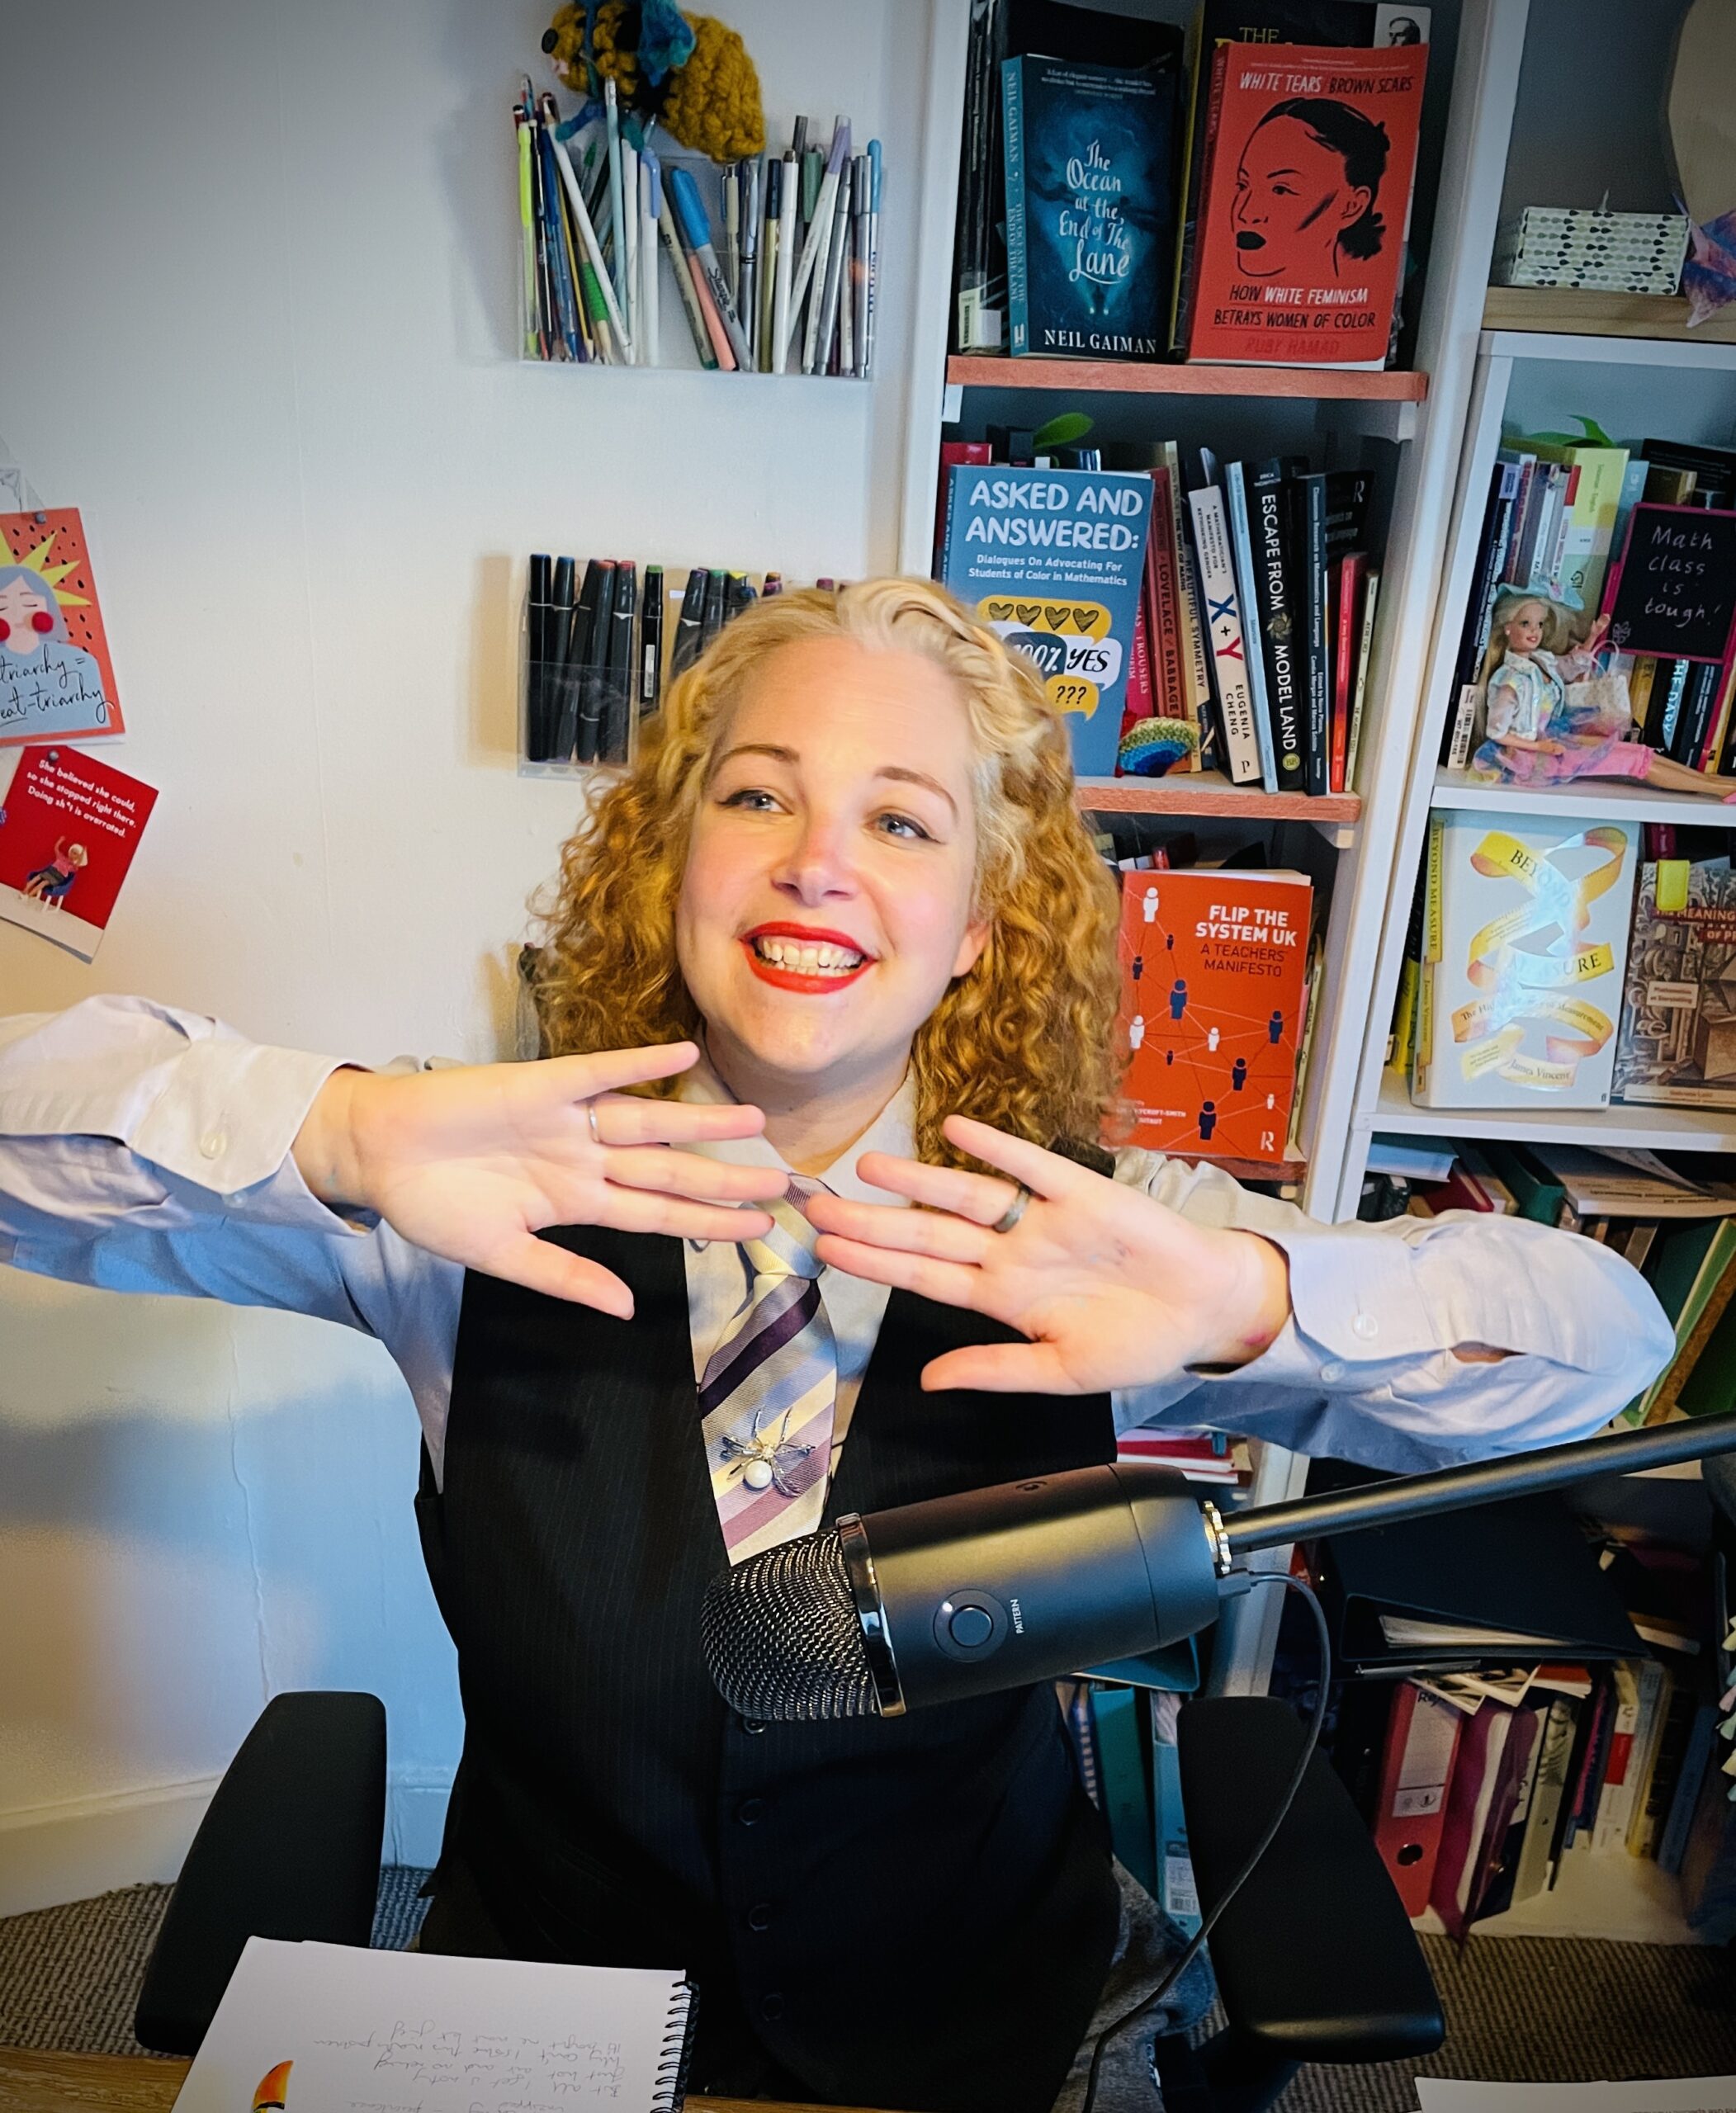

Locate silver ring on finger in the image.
[587,1100,603,1147]
[991,1182,1033,1235]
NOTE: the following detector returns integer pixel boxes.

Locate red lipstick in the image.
[740,923,876,995]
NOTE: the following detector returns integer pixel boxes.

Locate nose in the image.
[769,808,858,907]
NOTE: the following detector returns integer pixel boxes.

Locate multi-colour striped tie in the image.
[700,1175,837,1566]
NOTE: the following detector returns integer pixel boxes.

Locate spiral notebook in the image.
[169,1936,696,2112]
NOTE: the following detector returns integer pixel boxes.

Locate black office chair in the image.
[135,1690,1442,2112]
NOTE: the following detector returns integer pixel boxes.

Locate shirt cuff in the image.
[130,1038,358,1198]
[1192,1222,1440,1392]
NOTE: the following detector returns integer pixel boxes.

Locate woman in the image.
[1232,97,1390,288]
[1,581,1671,2112]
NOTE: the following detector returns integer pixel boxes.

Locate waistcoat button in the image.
[747,1902,773,1931]
[738,1797,769,1826]
[739,1715,767,1735]
[760,1992,785,2021]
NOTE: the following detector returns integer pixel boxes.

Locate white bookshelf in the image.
[1371,1068,1736,1155]
[1432,766,1736,830]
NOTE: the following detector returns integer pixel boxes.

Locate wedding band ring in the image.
[587,1101,603,1147]
[991,1183,1033,1235]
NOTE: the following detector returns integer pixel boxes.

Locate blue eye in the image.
[721,787,781,812]
[877,811,931,841]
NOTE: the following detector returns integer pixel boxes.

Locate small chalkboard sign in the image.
[1603,501,1736,664]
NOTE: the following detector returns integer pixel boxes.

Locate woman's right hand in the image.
[292,1041,783,1316]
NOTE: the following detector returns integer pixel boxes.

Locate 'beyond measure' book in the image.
[1002,55,1178,359]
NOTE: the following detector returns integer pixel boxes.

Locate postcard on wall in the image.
[0,744,157,960]
[0,508,124,743]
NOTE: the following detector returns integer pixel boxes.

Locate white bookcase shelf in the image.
[1432,768,1736,828]
[1370,1067,1736,1155]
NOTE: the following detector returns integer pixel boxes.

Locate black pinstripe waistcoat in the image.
[414,1222,1119,2113]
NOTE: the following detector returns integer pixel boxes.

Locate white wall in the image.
[0,0,939,1912]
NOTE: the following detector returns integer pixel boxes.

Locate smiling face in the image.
[1505,601,1547,654]
[1232,114,1370,281]
[675,635,990,1109]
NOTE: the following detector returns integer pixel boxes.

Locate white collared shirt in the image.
[0,996,1676,1490]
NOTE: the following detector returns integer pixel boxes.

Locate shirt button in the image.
[1352,1313,1379,1341]
[747,1902,773,1931]
[1320,1360,1345,1384]
[737,1797,768,1827]
[739,1715,767,1736]
[199,1131,226,1160]
[760,1992,785,2022]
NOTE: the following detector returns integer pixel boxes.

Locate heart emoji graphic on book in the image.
[1015,603,1043,625]
[984,600,1015,622]
[1075,607,1103,635]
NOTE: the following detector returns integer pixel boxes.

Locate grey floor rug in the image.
[1,1872,1732,2110]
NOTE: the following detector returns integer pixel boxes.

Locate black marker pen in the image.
[641,564,665,718]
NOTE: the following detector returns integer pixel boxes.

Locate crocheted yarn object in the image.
[1117,718,1200,778]
[542,2,589,94]
[660,13,764,161]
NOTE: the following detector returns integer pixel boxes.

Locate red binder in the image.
[1373,1680,1463,1917]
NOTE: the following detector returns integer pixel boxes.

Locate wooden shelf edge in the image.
[1483,284,1736,348]
[946,355,1428,401]
[1076,773,1360,824]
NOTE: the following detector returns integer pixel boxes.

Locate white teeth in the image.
[751,935,867,975]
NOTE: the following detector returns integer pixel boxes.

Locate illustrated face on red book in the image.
[1232,105,1384,285]
[677,636,989,1103]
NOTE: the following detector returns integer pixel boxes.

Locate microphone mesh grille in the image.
[700,1529,878,1722]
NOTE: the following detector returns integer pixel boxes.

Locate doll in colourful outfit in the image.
[1471,589,1736,798]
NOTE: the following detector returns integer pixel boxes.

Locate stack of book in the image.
[1492,208,1690,297]
[937,434,1382,792]
[1442,432,1736,782]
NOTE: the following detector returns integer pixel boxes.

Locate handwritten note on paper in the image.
[170,1937,692,2113]
[1417,2080,1736,2111]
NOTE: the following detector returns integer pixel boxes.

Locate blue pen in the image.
[538,124,583,359]
[668,167,754,370]
[864,139,882,378]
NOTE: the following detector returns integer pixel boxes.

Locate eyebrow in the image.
[712,745,960,818]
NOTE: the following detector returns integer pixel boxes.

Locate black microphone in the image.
[701,1411,1736,1723]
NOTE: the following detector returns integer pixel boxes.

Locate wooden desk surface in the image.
[0,2046,887,2113]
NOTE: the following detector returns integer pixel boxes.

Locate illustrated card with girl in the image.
[0,508,125,744]
[0,743,157,959]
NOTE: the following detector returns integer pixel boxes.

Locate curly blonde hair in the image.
[532,578,1123,1167]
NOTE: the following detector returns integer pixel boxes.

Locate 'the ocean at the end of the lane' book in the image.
[1002,54,1178,361]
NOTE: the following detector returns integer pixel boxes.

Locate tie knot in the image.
[743,1175,830,1283]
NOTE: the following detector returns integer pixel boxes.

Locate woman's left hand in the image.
[804,1114,1293,1395]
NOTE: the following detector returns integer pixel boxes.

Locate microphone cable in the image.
[1078,1569,1332,2113]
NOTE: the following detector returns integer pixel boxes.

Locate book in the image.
[1184,40,1427,367]
[167,1936,697,2113]
[1113,866,1313,1163]
[1615,858,1736,1110]
[1332,550,1367,792]
[1224,460,1281,789]
[1344,562,1379,787]
[939,461,1154,776]
[1511,1693,1578,1904]
[1001,55,1179,360]
[0,507,125,745]
[1249,460,1306,787]
[0,742,158,962]
[1296,470,1331,792]
[1634,1218,1736,1425]
[1144,465,1190,735]
[1475,1699,1549,1924]
[1166,442,1218,765]
[1090,1684,1158,1894]
[1150,1691,1203,1937]
[1521,1144,1736,1221]
[1591,1659,1654,1854]
[1183,455,1263,783]
[1658,1699,1718,1875]
[1167,0,1382,357]
[1412,809,1639,1111]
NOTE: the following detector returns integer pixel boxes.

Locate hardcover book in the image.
[1183,456,1262,784]
[940,462,1153,776]
[1185,40,1427,367]
[1001,55,1177,360]
[1615,857,1736,1110]
[1113,867,1313,1164]
[1412,809,1639,1111]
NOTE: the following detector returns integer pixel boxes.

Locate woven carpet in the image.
[1,1872,1733,2108]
